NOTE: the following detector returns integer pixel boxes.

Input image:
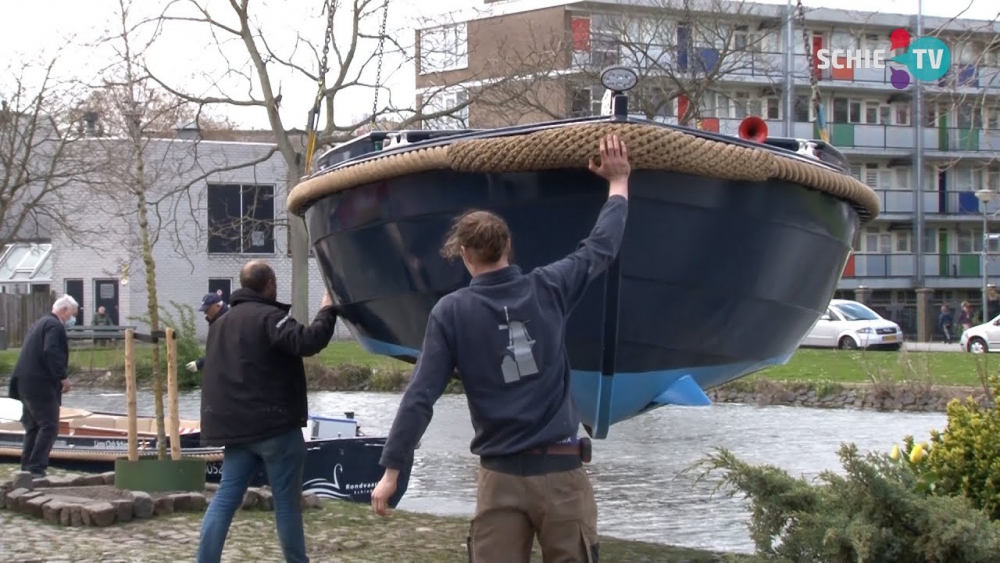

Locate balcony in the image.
[790,56,1000,92]
[870,190,1000,216]
[843,253,1000,280]
[687,119,998,155]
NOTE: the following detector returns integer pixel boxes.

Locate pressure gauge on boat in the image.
[600,66,638,93]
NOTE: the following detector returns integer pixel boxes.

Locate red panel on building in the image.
[698,118,720,132]
[811,34,824,80]
[571,17,590,51]
[842,254,855,278]
[831,55,854,81]
[677,95,689,121]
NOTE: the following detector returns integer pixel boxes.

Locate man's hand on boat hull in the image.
[371,468,399,517]
[589,134,630,200]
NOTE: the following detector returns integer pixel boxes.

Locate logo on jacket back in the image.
[499,306,539,383]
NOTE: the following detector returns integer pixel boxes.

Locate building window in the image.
[895,102,911,126]
[422,89,469,128]
[924,228,938,254]
[957,104,983,129]
[570,87,603,117]
[984,106,1000,129]
[853,163,892,189]
[207,184,275,254]
[895,231,912,253]
[419,23,468,74]
[862,228,891,253]
[794,95,811,122]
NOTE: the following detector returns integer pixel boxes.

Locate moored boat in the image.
[286,68,880,440]
[0,399,410,507]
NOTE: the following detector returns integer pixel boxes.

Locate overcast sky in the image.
[2,0,996,130]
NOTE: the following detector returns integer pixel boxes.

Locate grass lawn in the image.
[0,340,991,388]
[760,348,989,387]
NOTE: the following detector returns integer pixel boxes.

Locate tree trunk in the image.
[135,173,167,460]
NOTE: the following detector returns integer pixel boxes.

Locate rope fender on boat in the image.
[286,122,881,223]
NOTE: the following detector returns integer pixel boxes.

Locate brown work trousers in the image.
[467,465,598,563]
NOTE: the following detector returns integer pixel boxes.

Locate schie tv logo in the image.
[814,28,952,90]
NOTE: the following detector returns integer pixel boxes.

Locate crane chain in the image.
[304,0,337,175]
[370,0,389,130]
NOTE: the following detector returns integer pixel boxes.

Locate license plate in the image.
[883,335,898,342]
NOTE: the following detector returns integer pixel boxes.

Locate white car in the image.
[960,315,1000,353]
[800,299,904,351]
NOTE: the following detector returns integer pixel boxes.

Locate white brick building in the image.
[49,129,351,340]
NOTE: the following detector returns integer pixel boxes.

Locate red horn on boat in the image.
[737,116,768,143]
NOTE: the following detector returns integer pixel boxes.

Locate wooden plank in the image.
[124,329,138,462]
[166,327,181,461]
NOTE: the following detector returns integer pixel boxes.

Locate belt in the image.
[525,443,581,456]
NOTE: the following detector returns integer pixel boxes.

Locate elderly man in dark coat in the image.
[7,295,78,477]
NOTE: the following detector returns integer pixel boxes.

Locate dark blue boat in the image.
[287,86,878,440]
[0,405,410,508]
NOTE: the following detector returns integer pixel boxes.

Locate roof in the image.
[0,243,52,284]
[428,0,999,35]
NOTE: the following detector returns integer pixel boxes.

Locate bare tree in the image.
[83,0,278,459]
[0,55,107,251]
[147,0,525,321]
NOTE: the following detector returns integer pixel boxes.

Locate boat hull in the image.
[0,435,410,508]
[305,165,859,438]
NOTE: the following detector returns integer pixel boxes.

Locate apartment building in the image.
[414,0,1000,340]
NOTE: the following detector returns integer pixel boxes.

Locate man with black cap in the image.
[186,291,230,373]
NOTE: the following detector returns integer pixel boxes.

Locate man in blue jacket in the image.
[7,295,79,478]
[370,134,631,562]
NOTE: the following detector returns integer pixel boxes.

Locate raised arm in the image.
[266,292,340,357]
[371,309,455,515]
[535,134,631,312]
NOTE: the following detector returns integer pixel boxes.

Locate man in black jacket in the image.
[185,292,230,373]
[8,295,79,478]
[196,260,339,563]
[370,134,631,562]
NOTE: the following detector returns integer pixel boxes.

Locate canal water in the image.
[61,389,945,554]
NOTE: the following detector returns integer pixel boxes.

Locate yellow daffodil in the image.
[909,443,926,463]
[890,445,900,460]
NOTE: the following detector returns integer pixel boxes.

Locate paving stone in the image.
[241,488,259,509]
[169,493,193,511]
[110,499,133,523]
[68,504,84,527]
[99,472,116,485]
[153,496,174,516]
[79,475,106,487]
[42,500,65,524]
[0,487,7,509]
[32,477,51,488]
[257,488,274,511]
[130,491,153,519]
[43,476,78,487]
[301,492,322,510]
[205,483,219,492]
[82,502,116,527]
[188,492,207,511]
[11,472,33,491]
[16,491,44,511]
[24,495,52,518]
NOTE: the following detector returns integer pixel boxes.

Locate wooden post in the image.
[166,327,181,461]
[124,328,138,462]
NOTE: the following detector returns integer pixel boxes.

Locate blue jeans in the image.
[197,428,308,563]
